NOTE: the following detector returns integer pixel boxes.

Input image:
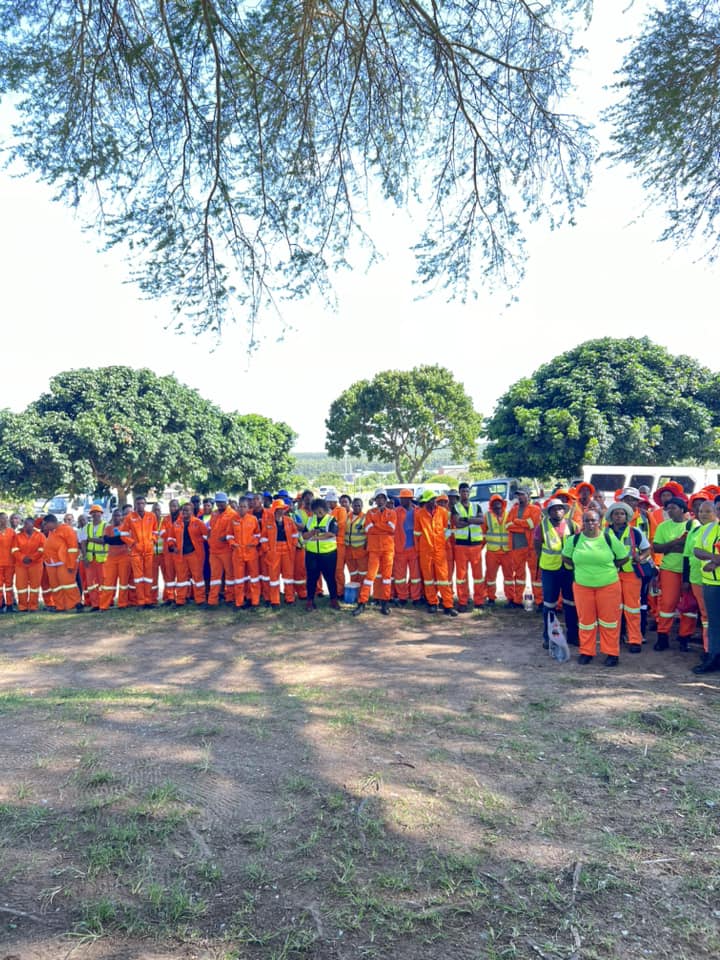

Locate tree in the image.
[326,365,482,482]
[606,1,720,257]
[484,338,720,477]
[8,367,296,503]
[0,1,592,335]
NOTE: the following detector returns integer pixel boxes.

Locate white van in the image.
[581,465,720,502]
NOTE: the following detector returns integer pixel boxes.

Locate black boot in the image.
[380,601,390,615]
[352,603,365,617]
[653,636,669,651]
[692,654,720,674]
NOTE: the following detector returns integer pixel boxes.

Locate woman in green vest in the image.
[302,499,339,611]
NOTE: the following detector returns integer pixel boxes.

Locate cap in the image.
[214,492,228,503]
[88,503,104,514]
[399,488,414,498]
[544,498,568,514]
[374,488,388,499]
[607,501,634,522]
[619,486,640,501]
[419,489,436,503]
[271,499,288,512]
[325,490,339,501]
[447,489,460,497]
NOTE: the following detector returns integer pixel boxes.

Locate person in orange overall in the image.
[483,495,512,606]
[167,503,208,605]
[150,502,166,604]
[437,493,456,601]
[0,512,16,612]
[11,517,45,611]
[83,504,109,610]
[507,488,543,608]
[325,491,348,597]
[652,495,698,651]
[452,482,486,612]
[345,498,369,588]
[43,513,83,612]
[607,500,652,653]
[392,489,422,605]
[99,509,132,610]
[230,497,261,608]
[353,489,396,616]
[262,500,300,606]
[414,490,458,616]
[206,492,238,606]
[119,496,158,607]
[159,499,180,605]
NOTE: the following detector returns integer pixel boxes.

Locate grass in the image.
[3,614,720,959]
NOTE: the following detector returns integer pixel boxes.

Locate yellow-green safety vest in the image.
[484,511,509,552]
[454,502,483,544]
[85,520,108,563]
[539,517,575,571]
[346,513,367,549]
[700,522,720,586]
[305,515,337,554]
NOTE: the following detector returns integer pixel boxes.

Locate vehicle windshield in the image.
[48,497,68,512]
[470,481,508,500]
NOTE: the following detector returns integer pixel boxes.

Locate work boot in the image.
[692,654,720,674]
[678,639,689,652]
[628,644,641,654]
[428,605,438,614]
[653,636,669,651]
[485,598,495,607]
[578,654,593,665]
[380,601,391,616]
[305,600,316,611]
[457,604,468,613]
[603,655,619,667]
[352,603,365,617]
[5,604,15,614]
[443,607,458,617]
[330,598,340,610]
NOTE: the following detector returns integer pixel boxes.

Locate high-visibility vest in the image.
[154,521,164,556]
[454,502,483,544]
[85,521,108,563]
[484,511,509,552]
[700,522,720,586]
[613,524,642,574]
[539,517,575,571]
[346,513,367,549]
[294,508,312,549]
[304,515,337,554]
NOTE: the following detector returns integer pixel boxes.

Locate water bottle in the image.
[523,591,534,612]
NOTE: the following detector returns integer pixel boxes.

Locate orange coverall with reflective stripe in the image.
[359,507,396,603]
[12,530,45,611]
[414,506,453,609]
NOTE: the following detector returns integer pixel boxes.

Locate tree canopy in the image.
[0,367,295,501]
[0,0,592,335]
[484,338,720,477]
[325,365,482,481]
[607,0,720,259]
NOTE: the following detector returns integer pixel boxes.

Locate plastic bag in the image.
[548,611,570,663]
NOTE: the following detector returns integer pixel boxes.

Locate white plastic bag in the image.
[548,611,570,663]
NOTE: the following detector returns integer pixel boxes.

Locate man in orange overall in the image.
[452,482,485,611]
[119,496,158,607]
[83,504,108,610]
[261,500,300,606]
[99,509,132,610]
[326,491,348,597]
[345,498,368,588]
[159,499,180,605]
[0,512,16,612]
[167,503,208,606]
[353,489,396,616]
[483,495,512,606]
[12,517,45,611]
[206,492,238,606]
[43,513,83,612]
[414,490,458,616]
[230,497,261,609]
[392,489,422,605]
[506,488,542,608]
[292,490,314,601]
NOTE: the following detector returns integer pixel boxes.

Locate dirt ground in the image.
[1,601,719,960]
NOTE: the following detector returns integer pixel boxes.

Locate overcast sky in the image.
[1,1,717,452]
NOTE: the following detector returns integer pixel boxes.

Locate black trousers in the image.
[305,551,338,600]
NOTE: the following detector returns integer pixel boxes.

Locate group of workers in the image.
[1,479,718,674]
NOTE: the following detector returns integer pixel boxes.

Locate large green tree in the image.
[485,338,720,477]
[0,1,591,334]
[326,365,482,481]
[0,367,296,502]
[607,1,720,256]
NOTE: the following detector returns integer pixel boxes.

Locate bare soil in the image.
[1,601,719,960]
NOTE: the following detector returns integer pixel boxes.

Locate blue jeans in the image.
[541,566,578,643]
[703,584,720,659]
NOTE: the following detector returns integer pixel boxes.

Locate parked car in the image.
[581,464,720,504]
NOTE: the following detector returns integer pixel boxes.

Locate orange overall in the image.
[44,525,82,611]
[345,512,369,586]
[414,506,453,609]
[169,517,208,605]
[358,507,397,604]
[0,526,15,608]
[230,513,261,607]
[262,512,300,605]
[11,529,45,611]
[207,508,238,605]
[119,511,158,606]
[392,505,422,602]
[507,501,542,604]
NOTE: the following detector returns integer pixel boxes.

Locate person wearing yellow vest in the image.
[453,482,485,611]
[691,496,720,673]
[292,490,314,601]
[345,498,369,588]
[325,491,348,598]
[482,494,512,606]
[652,496,698,651]
[533,498,579,649]
[607,500,651,653]
[84,504,109,611]
[506,488,542,607]
[683,498,715,658]
[302,498,340,611]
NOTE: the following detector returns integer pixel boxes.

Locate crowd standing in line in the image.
[1,480,719,674]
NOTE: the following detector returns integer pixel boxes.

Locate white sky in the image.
[0,1,718,453]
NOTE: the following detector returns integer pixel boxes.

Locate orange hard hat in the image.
[399,488,414,498]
